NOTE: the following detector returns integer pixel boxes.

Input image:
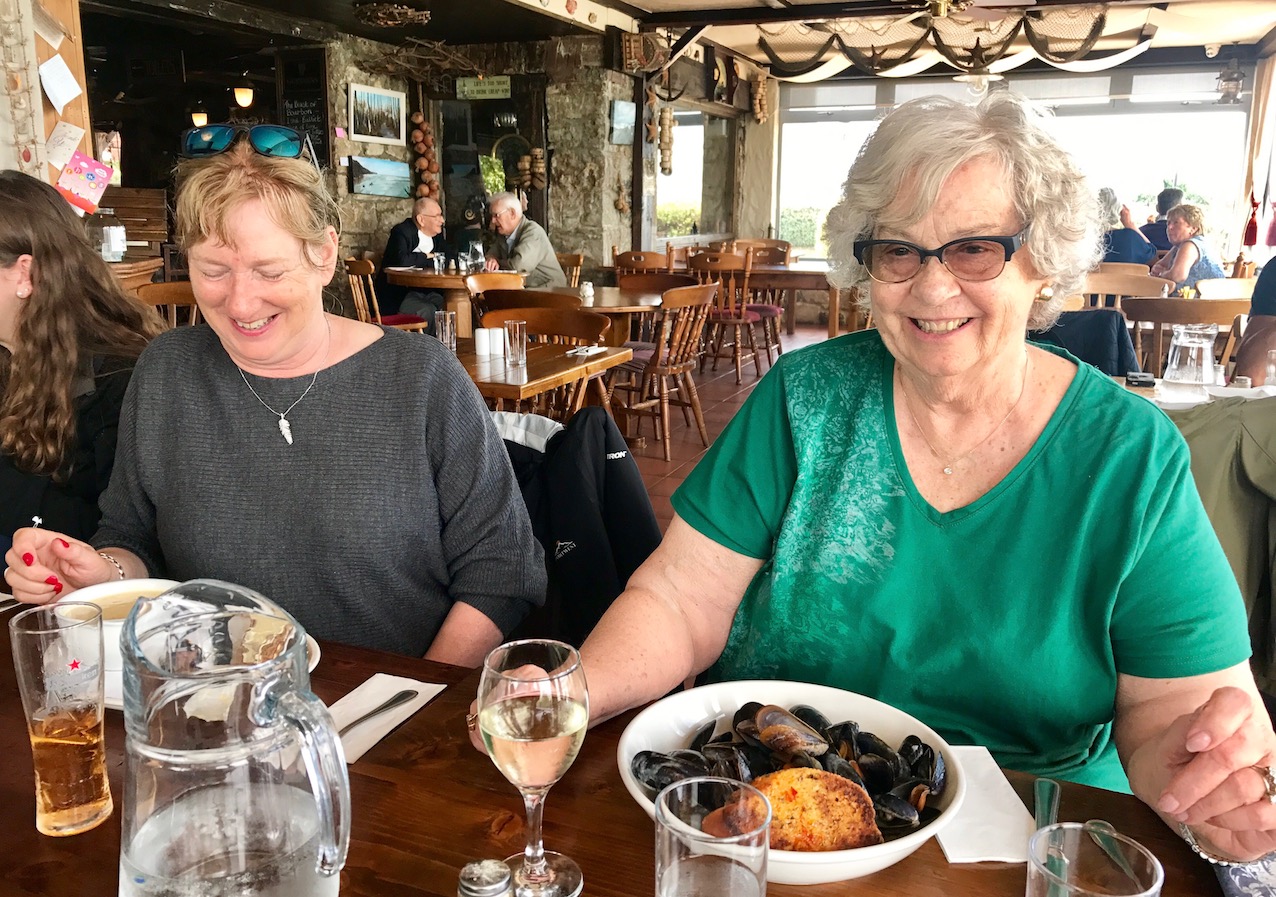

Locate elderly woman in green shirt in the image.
[578,93,1276,863]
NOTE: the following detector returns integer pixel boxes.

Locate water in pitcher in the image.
[119,783,338,897]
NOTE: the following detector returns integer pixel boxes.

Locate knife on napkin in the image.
[326,673,446,763]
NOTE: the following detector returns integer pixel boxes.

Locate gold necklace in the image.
[897,356,1032,476]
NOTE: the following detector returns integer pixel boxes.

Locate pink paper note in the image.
[55,151,113,214]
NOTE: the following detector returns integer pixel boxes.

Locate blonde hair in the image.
[1167,203,1206,237]
[825,92,1101,330]
[174,139,339,268]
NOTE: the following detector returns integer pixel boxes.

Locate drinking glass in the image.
[435,310,457,352]
[10,603,113,836]
[505,320,528,367]
[1026,822,1163,897]
[656,777,770,897]
[477,639,589,897]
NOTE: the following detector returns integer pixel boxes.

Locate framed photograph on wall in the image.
[609,99,636,145]
[348,83,406,145]
[348,156,412,198]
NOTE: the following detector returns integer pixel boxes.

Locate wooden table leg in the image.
[783,289,796,336]
[827,286,840,339]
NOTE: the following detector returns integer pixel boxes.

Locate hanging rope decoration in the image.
[658,106,674,176]
[758,7,1111,77]
[353,3,432,27]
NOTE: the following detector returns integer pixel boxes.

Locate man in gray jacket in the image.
[484,192,567,288]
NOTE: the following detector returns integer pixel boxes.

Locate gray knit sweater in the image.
[94,325,545,655]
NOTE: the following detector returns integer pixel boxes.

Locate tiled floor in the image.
[627,324,828,531]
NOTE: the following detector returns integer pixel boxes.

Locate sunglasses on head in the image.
[179,124,320,171]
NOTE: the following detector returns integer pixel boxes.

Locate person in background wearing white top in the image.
[377,196,452,320]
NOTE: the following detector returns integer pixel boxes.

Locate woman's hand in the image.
[3,528,115,603]
[1125,682,1276,862]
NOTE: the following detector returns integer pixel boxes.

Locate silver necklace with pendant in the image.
[897,355,1031,476]
[235,319,331,445]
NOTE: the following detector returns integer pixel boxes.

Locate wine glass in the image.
[477,639,589,897]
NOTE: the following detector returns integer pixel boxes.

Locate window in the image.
[655,110,737,239]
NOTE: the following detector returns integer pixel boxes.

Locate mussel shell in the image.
[857,731,908,782]
[873,792,921,831]
[826,721,861,760]
[630,750,708,794]
[789,704,833,738]
[890,779,932,812]
[820,751,867,790]
[688,719,718,752]
[755,704,829,756]
[733,701,764,732]
[856,753,896,796]
[702,742,753,782]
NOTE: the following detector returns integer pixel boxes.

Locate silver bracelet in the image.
[1179,823,1247,866]
[97,552,126,581]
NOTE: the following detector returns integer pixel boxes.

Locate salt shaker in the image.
[580,281,595,306]
[458,859,512,897]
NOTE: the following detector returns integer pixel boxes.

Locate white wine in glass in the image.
[478,639,589,897]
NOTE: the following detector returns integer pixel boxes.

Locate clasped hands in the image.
[1146,686,1276,863]
[3,527,113,604]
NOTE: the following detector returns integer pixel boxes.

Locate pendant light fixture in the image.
[190,101,208,128]
[1216,58,1244,104]
[233,73,254,108]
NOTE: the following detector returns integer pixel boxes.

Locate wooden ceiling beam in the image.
[106,0,336,41]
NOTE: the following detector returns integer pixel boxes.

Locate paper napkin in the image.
[936,745,1036,863]
[326,673,446,763]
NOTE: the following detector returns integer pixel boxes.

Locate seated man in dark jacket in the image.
[376,196,453,318]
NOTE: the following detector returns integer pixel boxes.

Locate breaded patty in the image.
[750,767,883,851]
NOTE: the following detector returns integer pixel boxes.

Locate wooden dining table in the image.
[0,628,1220,897]
[458,339,632,415]
[385,267,523,340]
[527,285,663,347]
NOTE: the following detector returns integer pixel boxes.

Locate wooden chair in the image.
[480,307,613,422]
[1218,314,1249,375]
[135,281,201,328]
[480,289,581,316]
[734,238,792,261]
[616,273,695,341]
[464,271,524,331]
[612,248,672,275]
[1081,272,1176,310]
[609,283,716,460]
[664,244,705,270]
[748,246,791,266]
[556,252,584,288]
[688,250,759,385]
[1196,277,1257,300]
[1097,262,1151,276]
[344,259,430,332]
[1120,298,1252,376]
[480,307,611,346]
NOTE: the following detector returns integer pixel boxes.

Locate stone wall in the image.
[546,65,634,281]
[324,34,415,264]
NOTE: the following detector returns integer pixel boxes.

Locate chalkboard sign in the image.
[275,48,329,167]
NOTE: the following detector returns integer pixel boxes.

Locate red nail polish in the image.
[21,553,33,566]
[45,576,60,586]
[52,583,63,595]
[56,539,69,549]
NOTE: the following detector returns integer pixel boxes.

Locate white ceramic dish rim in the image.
[616,679,967,868]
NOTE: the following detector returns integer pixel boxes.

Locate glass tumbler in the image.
[434,310,457,352]
[505,320,528,366]
[1026,822,1163,897]
[656,777,770,897]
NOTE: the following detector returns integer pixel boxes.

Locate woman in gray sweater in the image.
[4,124,544,663]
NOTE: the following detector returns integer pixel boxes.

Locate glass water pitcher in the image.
[117,580,349,897]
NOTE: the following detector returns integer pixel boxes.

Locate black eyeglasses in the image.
[179,124,319,171]
[852,228,1029,284]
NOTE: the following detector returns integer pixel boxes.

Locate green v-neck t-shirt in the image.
[672,330,1249,792]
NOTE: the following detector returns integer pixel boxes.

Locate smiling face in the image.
[187,198,337,376]
[869,156,1048,386]
[414,199,443,238]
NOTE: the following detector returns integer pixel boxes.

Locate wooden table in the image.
[3,631,1219,896]
[458,340,632,417]
[385,267,522,340]
[528,285,663,347]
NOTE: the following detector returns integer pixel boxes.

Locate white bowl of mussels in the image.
[616,680,966,884]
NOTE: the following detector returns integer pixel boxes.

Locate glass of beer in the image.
[477,639,589,897]
[9,603,113,836]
